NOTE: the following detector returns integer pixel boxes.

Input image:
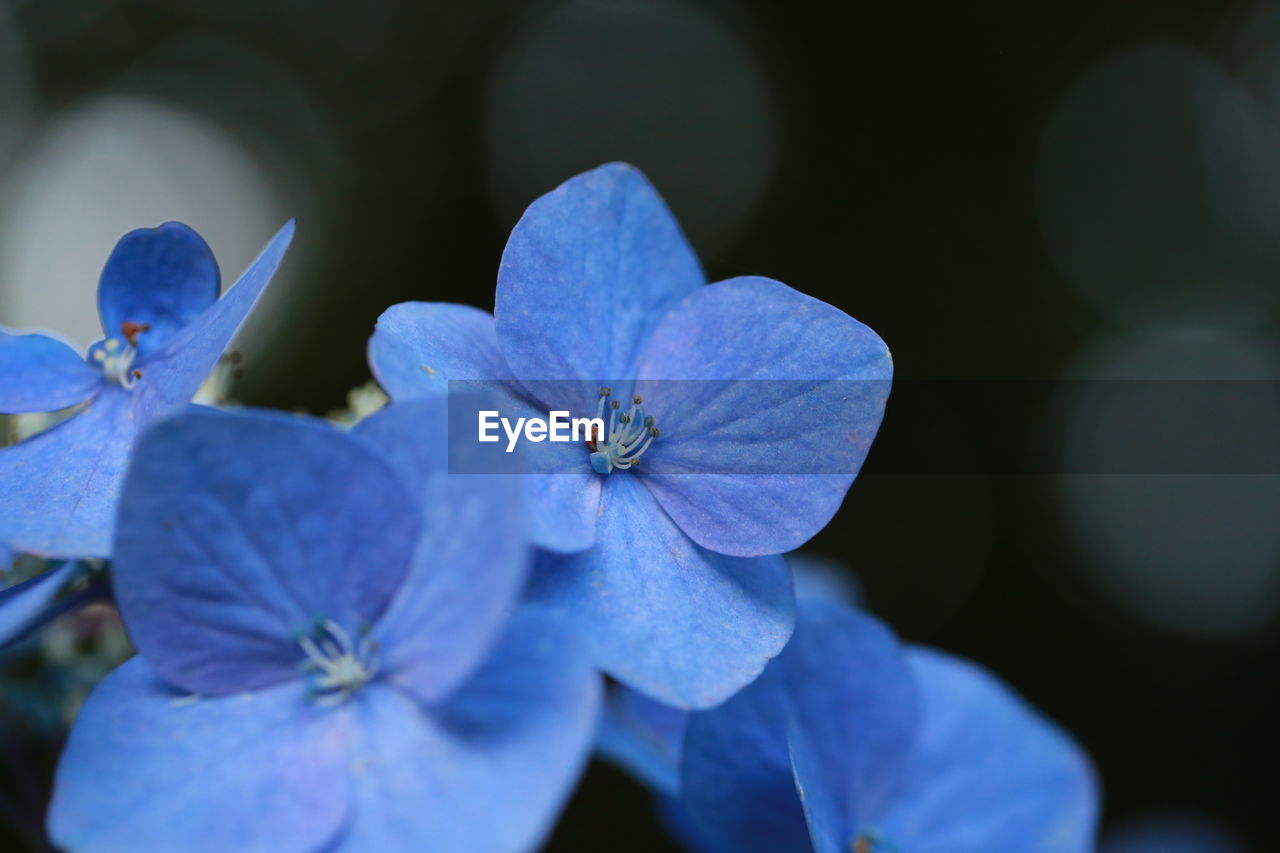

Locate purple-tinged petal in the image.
[333,612,601,853]
[131,220,293,421]
[873,648,1100,853]
[635,276,892,557]
[0,560,78,647]
[598,685,689,796]
[0,387,133,558]
[527,474,794,709]
[48,657,352,853]
[114,407,420,696]
[0,329,100,414]
[368,302,513,399]
[351,397,530,704]
[494,163,705,408]
[97,222,220,357]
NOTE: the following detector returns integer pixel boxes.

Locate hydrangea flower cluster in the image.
[0,164,1102,851]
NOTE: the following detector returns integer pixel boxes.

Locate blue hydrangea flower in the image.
[48,403,600,852]
[0,220,294,557]
[676,599,1100,853]
[368,163,891,708]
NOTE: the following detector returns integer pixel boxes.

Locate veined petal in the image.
[527,474,793,709]
[351,397,530,705]
[873,648,1100,853]
[368,302,513,399]
[97,222,220,357]
[0,329,100,413]
[131,220,293,421]
[494,163,705,408]
[332,612,600,853]
[635,276,891,556]
[48,657,352,853]
[113,407,420,696]
[0,387,134,558]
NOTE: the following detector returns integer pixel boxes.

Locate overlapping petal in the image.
[368,302,512,399]
[680,658,810,853]
[97,222,220,357]
[113,407,420,696]
[333,612,601,853]
[679,601,916,853]
[48,657,353,853]
[635,276,892,556]
[131,219,294,421]
[783,603,916,853]
[527,474,793,708]
[0,560,78,647]
[0,329,100,413]
[352,398,530,704]
[873,648,1099,852]
[494,162,705,409]
[598,685,689,795]
[0,388,134,557]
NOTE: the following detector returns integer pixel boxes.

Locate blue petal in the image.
[97,222,220,357]
[0,560,78,647]
[0,387,134,557]
[635,276,892,556]
[48,657,352,853]
[113,407,420,696]
[787,551,862,606]
[332,612,601,852]
[598,685,689,796]
[351,397,530,704]
[873,648,1100,852]
[368,302,513,398]
[130,220,293,421]
[784,602,917,853]
[679,601,916,853]
[0,329,100,413]
[494,162,705,407]
[527,474,794,709]
[655,797,721,853]
[680,654,811,853]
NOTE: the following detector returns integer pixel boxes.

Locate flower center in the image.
[89,323,150,390]
[298,619,379,706]
[586,388,659,474]
[853,832,896,853]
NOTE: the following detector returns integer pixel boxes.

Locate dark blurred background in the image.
[1,0,1277,849]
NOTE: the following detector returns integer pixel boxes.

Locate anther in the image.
[121,321,151,347]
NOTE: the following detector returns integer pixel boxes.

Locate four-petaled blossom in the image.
[0,220,294,558]
[369,162,892,708]
[48,403,600,852]
[670,599,1099,853]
